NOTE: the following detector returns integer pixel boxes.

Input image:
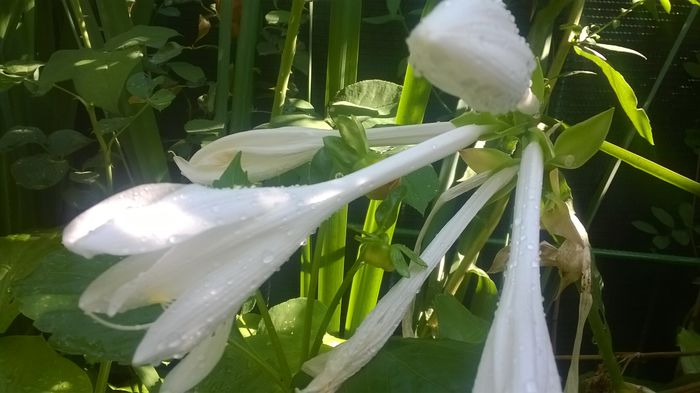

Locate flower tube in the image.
[173,122,455,185]
[63,124,491,372]
[472,142,562,393]
[406,0,535,114]
[301,166,517,393]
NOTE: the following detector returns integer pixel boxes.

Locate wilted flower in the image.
[406,0,535,114]
[472,142,562,393]
[63,124,492,391]
[301,166,518,393]
[173,122,455,185]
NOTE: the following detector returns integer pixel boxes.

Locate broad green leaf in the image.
[527,0,573,60]
[148,89,177,111]
[678,328,700,374]
[591,43,647,59]
[531,58,545,102]
[460,148,514,173]
[401,165,439,215]
[462,267,498,321]
[127,72,156,99]
[651,206,675,228]
[433,294,489,344]
[96,117,133,135]
[3,60,42,74]
[0,127,46,153]
[338,338,482,392]
[168,61,206,84]
[328,80,402,125]
[632,220,659,235]
[213,152,251,188]
[658,0,671,13]
[150,42,184,64]
[375,186,406,232]
[40,48,142,113]
[0,233,60,332]
[47,129,92,156]
[0,336,92,392]
[574,46,653,145]
[551,108,614,169]
[11,154,69,189]
[103,25,180,51]
[335,116,370,155]
[13,249,158,364]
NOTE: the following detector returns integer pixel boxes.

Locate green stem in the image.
[255,291,292,387]
[229,0,261,133]
[270,0,306,118]
[310,258,364,357]
[94,361,111,393]
[316,207,348,334]
[395,65,432,125]
[302,228,326,358]
[544,0,585,107]
[214,0,233,129]
[599,141,700,196]
[324,0,362,106]
[300,238,312,297]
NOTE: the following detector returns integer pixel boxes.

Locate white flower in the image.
[301,166,518,393]
[406,0,535,114]
[63,124,492,390]
[173,122,455,185]
[472,142,562,393]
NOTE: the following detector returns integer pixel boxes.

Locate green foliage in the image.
[574,46,654,145]
[213,152,252,188]
[329,80,403,127]
[433,294,489,344]
[401,165,439,214]
[551,108,614,169]
[0,336,93,392]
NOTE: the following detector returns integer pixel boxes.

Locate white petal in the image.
[79,250,166,314]
[406,0,535,114]
[160,318,234,393]
[473,143,562,393]
[365,122,455,146]
[301,167,517,393]
[63,184,185,257]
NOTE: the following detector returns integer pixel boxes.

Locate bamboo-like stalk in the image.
[229,0,261,133]
[270,0,306,118]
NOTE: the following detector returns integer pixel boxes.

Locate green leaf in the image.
[375,186,407,233]
[41,48,142,113]
[386,0,401,15]
[0,127,46,153]
[96,117,133,135]
[462,267,498,321]
[651,206,675,228]
[632,220,659,235]
[678,328,700,374]
[147,89,176,111]
[460,148,514,173]
[433,294,489,344]
[168,61,206,84]
[390,247,410,277]
[103,25,180,51]
[671,229,690,246]
[0,336,92,392]
[652,235,670,249]
[658,0,671,13]
[531,58,545,102]
[527,0,573,60]
[328,80,402,126]
[47,129,92,156]
[150,41,184,64]
[13,249,159,364]
[265,10,291,25]
[335,116,369,155]
[338,338,482,392]
[401,165,439,215]
[323,136,360,172]
[551,108,614,169]
[212,152,252,188]
[11,154,69,189]
[574,46,653,145]
[126,72,156,99]
[184,119,225,134]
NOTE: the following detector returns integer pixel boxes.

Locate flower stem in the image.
[255,291,292,386]
[316,207,347,334]
[214,0,233,128]
[544,0,585,107]
[271,0,306,118]
[94,361,111,393]
[229,0,261,133]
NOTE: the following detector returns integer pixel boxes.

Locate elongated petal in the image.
[301,167,517,393]
[406,0,535,114]
[473,142,562,393]
[160,318,234,393]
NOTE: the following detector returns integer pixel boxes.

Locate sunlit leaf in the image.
[551,108,614,169]
[11,154,69,189]
[402,165,439,215]
[433,294,489,344]
[0,127,46,153]
[574,46,653,145]
[47,129,92,157]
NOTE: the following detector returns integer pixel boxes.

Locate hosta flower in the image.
[301,166,518,393]
[406,0,535,114]
[472,142,562,393]
[173,122,455,185]
[63,124,492,391]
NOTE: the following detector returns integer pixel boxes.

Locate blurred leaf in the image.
[574,46,653,145]
[338,338,482,392]
[150,42,184,64]
[590,43,647,59]
[0,127,46,153]
[103,25,180,51]
[652,235,670,249]
[671,230,690,246]
[658,0,671,13]
[551,108,614,169]
[11,154,69,189]
[265,10,290,25]
[47,129,92,156]
[651,206,675,228]
[185,119,225,134]
[433,294,489,344]
[0,336,92,392]
[13,249,160,364]
[402,165,439,215]
[632,220,659,235]
[329,80,402,126]
[148,89,176,111]
[386,0,401,15]
[363,15,404,24]
[169,62,206,84]
[678,329,700,374]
